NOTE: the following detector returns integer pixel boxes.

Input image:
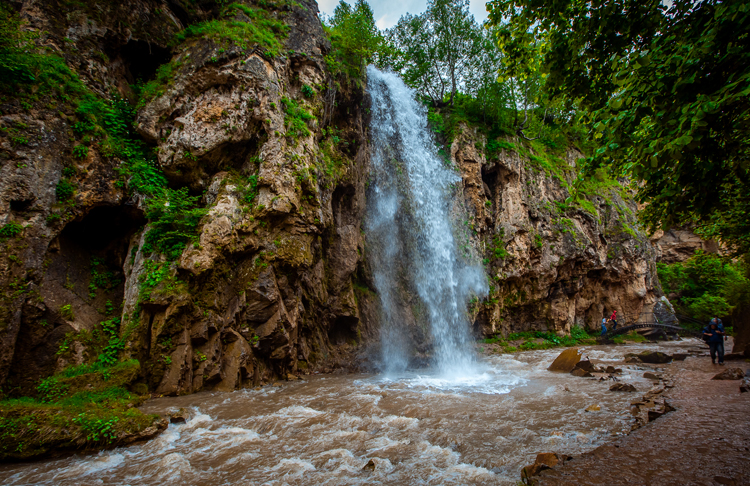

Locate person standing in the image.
[704,322,725,365]
[600,317,608,336]
[610,310,618,330]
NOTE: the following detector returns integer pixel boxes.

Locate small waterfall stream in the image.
[365,66,487,376]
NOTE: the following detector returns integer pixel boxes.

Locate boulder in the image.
[548,348,582,372]
[571,368,593,377]
[521,452,570,480]
[574,360,595,372]
[740,378,750,393]
[643,372,661,380]
[637,351,673,364]
[672,353,689,361]
[712,368,745,380]
[605,366,617,374]
[723,353,746,361]
[610,383,637,392]
[169,408,191,424]
[585,404,601,412]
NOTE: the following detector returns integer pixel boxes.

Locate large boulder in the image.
[712,368,745,380]
[548,348,582,372]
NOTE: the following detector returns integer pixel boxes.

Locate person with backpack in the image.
[610,310,618,331]
[703,322,725,365]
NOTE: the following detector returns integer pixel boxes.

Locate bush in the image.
[56,179,75,201]
[143,188,208,260]
[0,221,22,238]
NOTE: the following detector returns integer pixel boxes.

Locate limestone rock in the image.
[643,372,661,380]
[712,368,746,381]
[548,348,582,372]
[585,404,601,411]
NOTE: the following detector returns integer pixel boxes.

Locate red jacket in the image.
[610,311,617,321]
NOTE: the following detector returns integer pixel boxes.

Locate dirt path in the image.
[537,345,750,486]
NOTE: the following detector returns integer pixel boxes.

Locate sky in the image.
[317,0,490,30]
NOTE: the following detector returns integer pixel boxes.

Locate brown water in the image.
[0,341,703,486]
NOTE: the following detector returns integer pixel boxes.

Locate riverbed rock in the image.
[723,353,746,361]
[627,351,673,364]
[574,360,595,372]
[610,383,638,392]
[585,404,601,411]
[521,452,571,482]
[712,368,746,380]
[643,372,661,380]
[672,353,689,361]
[169,408,191,424]
[549,348,582,372]
[571,368,593,377]
[120,418,169,445]
[740,378,750,393]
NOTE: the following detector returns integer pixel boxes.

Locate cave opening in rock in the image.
[7,205,146,394]
[328,316,359,346]
[116,39,172,85]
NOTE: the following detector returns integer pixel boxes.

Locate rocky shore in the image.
[525,338,750,485]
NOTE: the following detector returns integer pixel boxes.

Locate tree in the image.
[324,0,382,86]
[487,0,750,254]
[386,0,482,106]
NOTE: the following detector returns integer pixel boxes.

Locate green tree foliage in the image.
[385,0,483,106]
[324,0,383,86]
[487,0,750,254]
[657,251,749,321]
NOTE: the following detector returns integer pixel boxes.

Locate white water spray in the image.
[365,66,487,376]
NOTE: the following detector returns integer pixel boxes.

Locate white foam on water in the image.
[270,458,316,475]
[51,452,124,480]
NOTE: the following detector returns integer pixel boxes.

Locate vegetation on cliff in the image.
[487,0,750,257]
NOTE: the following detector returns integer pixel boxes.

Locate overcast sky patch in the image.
[317,0,490,29]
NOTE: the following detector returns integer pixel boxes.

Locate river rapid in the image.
[0,340,705,486]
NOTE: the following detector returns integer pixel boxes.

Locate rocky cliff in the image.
[0,0,375,397]
[447,124,668,335]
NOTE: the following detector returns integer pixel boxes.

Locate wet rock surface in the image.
[712,368,746,380]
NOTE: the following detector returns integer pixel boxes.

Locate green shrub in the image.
[59,304,74,321]
[143,188,208,260]
[0,221,22,238]
[56,179,75,201]
[281,97,314,139]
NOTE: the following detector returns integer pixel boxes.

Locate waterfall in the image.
[365,66,488,376]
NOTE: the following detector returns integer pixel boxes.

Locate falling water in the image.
[365,66,487,376]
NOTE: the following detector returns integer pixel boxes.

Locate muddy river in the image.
[0,340,705,485]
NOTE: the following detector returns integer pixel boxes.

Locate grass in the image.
[480,326,597,354]
[0,360,159,460]
[612,331,648,344]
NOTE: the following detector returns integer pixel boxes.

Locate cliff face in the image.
[0,0,375,395]
[448,124,667,336]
